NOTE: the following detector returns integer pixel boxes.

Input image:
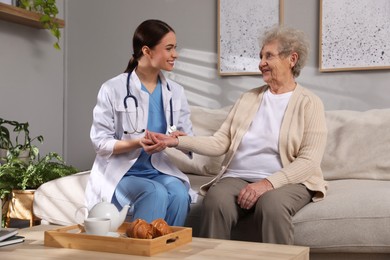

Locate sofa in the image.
[33,105,390,260]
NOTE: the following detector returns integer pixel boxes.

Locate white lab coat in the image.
[85,72,197,210]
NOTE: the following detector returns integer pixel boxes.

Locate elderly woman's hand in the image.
[141,130,180,155]
[169,130,187,138]
[237,179,274,210]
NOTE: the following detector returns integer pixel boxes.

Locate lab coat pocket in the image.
[114,103,143,136]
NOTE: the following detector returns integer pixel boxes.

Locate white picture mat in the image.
[320,0,390,71]
[218,0,282,75]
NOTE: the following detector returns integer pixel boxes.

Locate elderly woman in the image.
[144,26,328,245]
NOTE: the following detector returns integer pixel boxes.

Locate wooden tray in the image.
[44,222,192,256]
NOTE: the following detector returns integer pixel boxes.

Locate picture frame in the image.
[319,0,390,72]
[218,0,284,76]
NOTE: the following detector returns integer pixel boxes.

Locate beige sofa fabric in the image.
[293,179,390,253]
[321,109,390,181]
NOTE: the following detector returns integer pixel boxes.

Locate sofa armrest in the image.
[33,171,90,226]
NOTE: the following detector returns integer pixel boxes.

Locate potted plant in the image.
[0,151,78,195]
[0,151,78,227]
[1,151,78,227]
[0,117,43,162]
[17,0,62,50]
[0,118,78,227]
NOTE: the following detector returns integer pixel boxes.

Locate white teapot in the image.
[83,198,130,232]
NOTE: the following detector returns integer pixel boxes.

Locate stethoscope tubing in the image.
[123,72,174,134]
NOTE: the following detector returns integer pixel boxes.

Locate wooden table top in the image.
[0,225,309,260]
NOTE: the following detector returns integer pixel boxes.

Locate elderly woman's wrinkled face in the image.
[259,41,293,85]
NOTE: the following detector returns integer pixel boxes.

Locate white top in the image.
[223,89,292,182]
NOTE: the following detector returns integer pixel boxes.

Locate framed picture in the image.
[218,0,284,76]
[320,0,390,72]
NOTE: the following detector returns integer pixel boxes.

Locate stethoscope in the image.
[123,72,177,135]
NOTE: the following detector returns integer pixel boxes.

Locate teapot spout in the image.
[119,205,130,223]
[121,204,130,212]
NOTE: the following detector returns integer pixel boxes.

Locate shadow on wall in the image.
[299,66,381,111]
[169,48,386,112]
[167,48,264,109]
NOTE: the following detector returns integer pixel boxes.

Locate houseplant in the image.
[0,118,78,227]
[0,118,43,162]
[0,152,78,197]
[1,151,78,227]
[17,0,61,50]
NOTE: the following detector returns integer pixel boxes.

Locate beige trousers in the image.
[199,177,314,244]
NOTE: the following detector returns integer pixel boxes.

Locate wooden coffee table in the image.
[0,225,309,259]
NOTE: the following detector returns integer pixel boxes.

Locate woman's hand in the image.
[237,179,274,210]
[140,130,168,154]
[147,131,180,148]
[140,130,180,154]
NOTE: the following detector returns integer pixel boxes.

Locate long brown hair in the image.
[124,19,175,73]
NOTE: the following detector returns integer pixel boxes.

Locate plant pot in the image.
[1,198,9,228]
[6,189,40,227]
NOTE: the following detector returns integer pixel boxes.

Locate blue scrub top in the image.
[126,79,167,175]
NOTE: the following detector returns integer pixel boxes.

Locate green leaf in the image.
[51,28,60,39]
[54,42,60,50]
[40,14,51,23]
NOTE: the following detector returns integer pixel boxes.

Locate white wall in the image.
[1,0,389,170]
[283,0,390,111]
[66,0,390,170]
[0,0,65,160]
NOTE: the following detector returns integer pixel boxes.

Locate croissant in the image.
[151,218,173,237]
[126,219,153,239]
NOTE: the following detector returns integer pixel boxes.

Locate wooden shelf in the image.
[0,2,64,29]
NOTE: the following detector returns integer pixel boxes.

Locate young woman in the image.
[85,19,195,226]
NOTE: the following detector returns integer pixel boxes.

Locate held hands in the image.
[237,179,274,210]
[139,130,166,154]
[140,130,185,154]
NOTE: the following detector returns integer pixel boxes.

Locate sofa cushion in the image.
[227,179,390,253]
[165,105,230,176]
[293,179,390,253]
[322,109,390,181]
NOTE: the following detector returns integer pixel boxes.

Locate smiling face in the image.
[259,41,295,87]
[147,31,178,72]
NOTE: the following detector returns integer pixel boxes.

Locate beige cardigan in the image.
[178,84,328,201]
